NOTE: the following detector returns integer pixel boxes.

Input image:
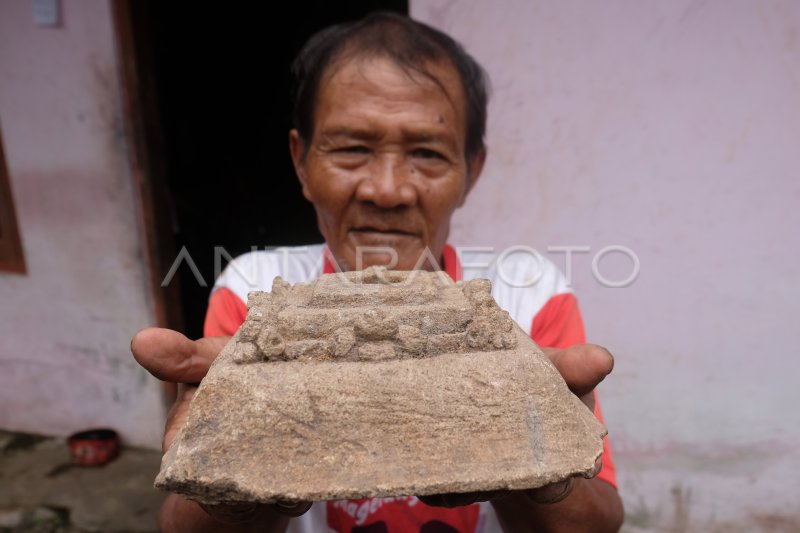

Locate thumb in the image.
[542,344,614,398]
[131,327,230,384]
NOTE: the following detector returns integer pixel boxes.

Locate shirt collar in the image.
[322,244,462,282]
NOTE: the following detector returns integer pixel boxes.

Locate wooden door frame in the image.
[110,0,184,333]
[0,126,26,274]
[111,0,184,403]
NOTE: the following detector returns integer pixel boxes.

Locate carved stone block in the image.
[155,268,606,505]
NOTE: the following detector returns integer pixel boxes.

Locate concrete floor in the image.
[0,431,163,533]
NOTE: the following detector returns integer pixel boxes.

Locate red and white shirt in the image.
[205,243,617,533]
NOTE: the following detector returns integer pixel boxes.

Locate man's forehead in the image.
[314,56,466,136]
[319,55,464,109]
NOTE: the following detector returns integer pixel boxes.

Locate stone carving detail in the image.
[232,268,518,364]
[156,267,607,506]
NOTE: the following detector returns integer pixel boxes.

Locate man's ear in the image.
[289,129,313,202]
[460,147,487,207]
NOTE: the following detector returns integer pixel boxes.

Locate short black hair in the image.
[291,11,490,163]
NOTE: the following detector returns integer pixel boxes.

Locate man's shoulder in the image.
[459,246,571,295]
[212,243,325,303]
[457,246,573,329]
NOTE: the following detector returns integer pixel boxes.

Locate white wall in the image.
[414,0,800,531]
[0,1,164,448]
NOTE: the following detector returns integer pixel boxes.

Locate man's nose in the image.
[355,156,418,208]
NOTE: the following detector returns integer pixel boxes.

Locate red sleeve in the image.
[590,398,617,488]
[531,293,618,488]
[531,292,586,349]
[204,287,248,337]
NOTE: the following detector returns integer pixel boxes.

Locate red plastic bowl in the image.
[68,429,119,466]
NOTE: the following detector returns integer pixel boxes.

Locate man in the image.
[132,12,623,533]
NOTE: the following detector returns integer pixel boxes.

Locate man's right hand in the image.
[131,328,227,451]
[131,328,311,532]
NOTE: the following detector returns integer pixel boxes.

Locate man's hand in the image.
[420,344,622,532]
[523,344,612,503]
[131,328,311,532]
[131,328,227,451]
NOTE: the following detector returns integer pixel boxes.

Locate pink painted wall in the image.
[0,1,164,448]
[414,0,800,530]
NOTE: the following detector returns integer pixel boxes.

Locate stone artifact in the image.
[156,267,606,505]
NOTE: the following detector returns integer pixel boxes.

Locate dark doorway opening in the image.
[120,1,407,339]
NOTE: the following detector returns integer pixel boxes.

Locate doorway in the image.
[116,1,408,339]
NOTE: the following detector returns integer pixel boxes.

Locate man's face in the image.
[290,56,485,272]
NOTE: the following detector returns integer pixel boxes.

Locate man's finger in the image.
[273,500,313,517]
[418,491,508,508]
[163,384,197,452]
[199,502,259,524]
[131,327,229,384]
[526,478,575,504]
[542,344,614,397]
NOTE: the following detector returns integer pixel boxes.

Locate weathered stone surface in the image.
[156,268,606,505]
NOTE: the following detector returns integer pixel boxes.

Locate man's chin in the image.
[336,237,440,272]
[347,229,420,247]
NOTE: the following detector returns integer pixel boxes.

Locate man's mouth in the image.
[349,227,419,237]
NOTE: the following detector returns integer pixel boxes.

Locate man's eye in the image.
[336,146,370,154]
[411,148,445,160]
